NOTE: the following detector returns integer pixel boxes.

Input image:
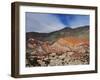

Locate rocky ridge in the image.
[26,37,89,67]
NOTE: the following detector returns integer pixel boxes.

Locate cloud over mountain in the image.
[26,13,89,33]
[26,13,65,33]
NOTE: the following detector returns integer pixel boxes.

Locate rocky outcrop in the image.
[26,37,89,67]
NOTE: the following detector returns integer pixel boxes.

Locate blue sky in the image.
[26,12,89,33]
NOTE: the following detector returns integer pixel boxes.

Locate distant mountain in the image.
[26,25,89,42]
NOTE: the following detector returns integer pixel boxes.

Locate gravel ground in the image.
[26,50,89,67]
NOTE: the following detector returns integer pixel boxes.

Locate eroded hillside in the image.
[26,26,89,67]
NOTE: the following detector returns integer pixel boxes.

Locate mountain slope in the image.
[26,25,90,67]
[26,25,89,42]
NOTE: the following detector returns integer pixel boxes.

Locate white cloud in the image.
[26,13,65,33]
